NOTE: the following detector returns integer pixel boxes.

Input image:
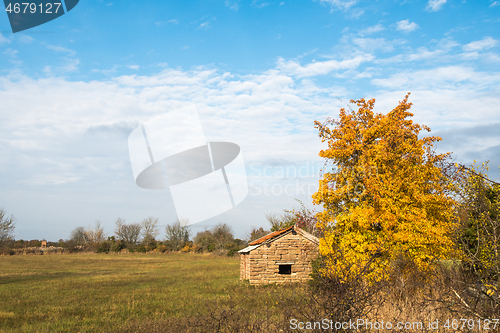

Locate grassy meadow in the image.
[1,252,494,333]
[0,253,295,332]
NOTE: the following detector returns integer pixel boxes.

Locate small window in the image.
[279,264,292,275]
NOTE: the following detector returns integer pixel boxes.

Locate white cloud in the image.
[485,53,500,62]
[251,0,270,9]
[437,37,460,50]
[155,19,179,26]
[2,24,500,237]
[61,58,80,73]
[46,45,77,56]
[490,1,500,7]
[317,0,357,11]
[0,33,11,45]
[407,47,444,61]
[18,35,34,44]
[1,55,500,241]
[198,22,210,29]
[359,24,385,35]
[374,37,456,63]
[0,69,336,230]
[3,48,22,66]
[42,58,80,75]
[276,54,374,77]
[460,51,479,60]
[3,48,18,58]
[348,9,364,19]
[42,66,52,75]
[426,0,446,12]
[353,38,394,53]
[23,175,82,186]
[463,37,498,52]
[0,0,499,242]
[194,17,216,30]
[91,65,121,75]
[371,66,500,91]
[225,0,240,10]
[396,20,419,33]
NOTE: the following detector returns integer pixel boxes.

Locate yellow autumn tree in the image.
[313,94,457,281]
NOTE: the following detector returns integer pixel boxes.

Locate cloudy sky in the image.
[0,0,499,241]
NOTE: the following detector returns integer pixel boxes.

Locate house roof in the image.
[238,225,319,254]
[249,225,294,246]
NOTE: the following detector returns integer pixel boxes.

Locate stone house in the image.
[238,225,319,285]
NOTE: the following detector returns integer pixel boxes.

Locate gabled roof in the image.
[238,225,319,254]
[249,225,294,246]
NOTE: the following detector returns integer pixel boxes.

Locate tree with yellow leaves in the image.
[313,94,457,281]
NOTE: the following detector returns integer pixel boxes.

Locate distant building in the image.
[41,241,47,248]
[238,225,319,285]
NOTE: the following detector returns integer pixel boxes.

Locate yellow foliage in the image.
[313,94,457,281]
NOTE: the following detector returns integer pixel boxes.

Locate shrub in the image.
[225,242,244,257]
[136,245,147,253]
[96,242,110,253]
[190,243,201,253]
[63,239,82,253]
[207,244,215,253]
[0,247,15,255]
[144,240,158,252]
[111,240,126,252]
[180,242,195,252]
[155,244,167,253]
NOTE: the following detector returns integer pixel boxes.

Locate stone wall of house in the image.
[246,231,319,285]
[240,252,250,280]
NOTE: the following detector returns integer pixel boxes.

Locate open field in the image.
[0,253,293,332]
[2,253,495,333]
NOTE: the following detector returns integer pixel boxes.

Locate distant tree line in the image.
[62,218,245,256]
[0,205,315,256]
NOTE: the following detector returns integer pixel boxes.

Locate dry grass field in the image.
[0,252,296,332]
[1,253,496,333]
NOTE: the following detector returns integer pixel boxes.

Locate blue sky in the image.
[0,0,499,241]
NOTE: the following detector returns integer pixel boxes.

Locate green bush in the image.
[64,239,81,253]
[144,240,157,252]
[96,241,111,253]
[136,245,146,253]
[111,240,126,252]
[155,244,167,253]
[227,248,238,257]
